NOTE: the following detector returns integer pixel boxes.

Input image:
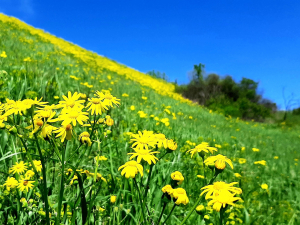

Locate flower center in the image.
[91,98,101,104]
[66,100,75,107]
[68,111,79,119]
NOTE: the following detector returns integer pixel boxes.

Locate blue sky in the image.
[1,0,300,109]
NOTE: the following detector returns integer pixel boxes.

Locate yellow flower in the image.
[78,132,92,146]
[94,156,108,162]
[118,161,144,178]
[58,91,85,110]
[70,175,78,185]
[25,170,35,179]
[254,160,266,166]
[18,177,35,192]
[128,149,160,165]
[204,154,234,170]
[261,184,268,190]
[162,185,173,194]
[95,91,120,108]
[252,148,260,152]
[171,188,189,205]
[122,93,129,97]
[96,173,107,182]
[155,133,168,149]
[130,105,135,111]
[241,147,246,151]
[32,160,42,172]
[238,158,246,164]
[86,98,108,115]
[187,142,217,158]
[207,190,241,212]
[130,130,156,151]
[234,173,242,178]
[274,156,279,159]
[98,206,105,212]
[9,161,27,174]
[167,139,177,151]
[41,124,57,139]
[3,177,19,191]
[197,175,205,179]
[54,124,73,142]
[110,195,117,203]
[35,105,56,119]
[56,109,89,126]
[171,171,184,185]
[105,117,114,126]
[196,205,205,212]
[0,51,7,58]
[201,181,242,200]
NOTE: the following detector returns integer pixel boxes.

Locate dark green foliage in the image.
[176,63,277,120]
[146,70,168,81]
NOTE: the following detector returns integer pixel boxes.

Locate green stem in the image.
[85,180,102,224]
[220,207,224,225]
[157,201,167,224]
[34,133,50,225]
[179,195,203,225]
[133,178,146,224]
[55,142,67,225]
[143,164,154,199]
[162,203,176,224]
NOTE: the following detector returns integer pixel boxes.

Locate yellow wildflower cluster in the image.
[118,130,178,178]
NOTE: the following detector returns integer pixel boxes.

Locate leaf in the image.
[0,152,21,162]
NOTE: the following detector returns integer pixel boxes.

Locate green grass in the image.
[0,13,300,225]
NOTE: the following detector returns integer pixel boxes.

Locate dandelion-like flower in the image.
[254,160,266,166]
[79,131,92,146]
[155,133,168,149]
[130,130,157,151]
[187,142,217,158]
[40,124,57,139]
[58,91,85,110]
[261,184,268,190]
[110,195,117,203]
[95,91,120,108]
[128,148,160,165]
[18,177,35,192]
[86,98,108,115]
[162,185,173,195]
[171,188,189,205]
[204,154,234,170]
[55,109,89,126]
[167,139,177,151]
[3,177,19,191]
[94,156,108,162]
[207,190,241,212]
[201,181,242,200]
[32,160,42,172]
[25,170,35,179]
[118,161,143,178]
[54,124,73,142]
[171,171,184,185]
[9,161,27,174]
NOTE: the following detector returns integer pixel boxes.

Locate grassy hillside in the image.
[0,13,300,225]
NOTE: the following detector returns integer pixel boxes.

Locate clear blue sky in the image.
[1,0,300,109]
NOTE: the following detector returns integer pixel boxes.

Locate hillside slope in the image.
[1,13,300,224]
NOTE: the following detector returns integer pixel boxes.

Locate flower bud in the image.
[110,195,117,204]
[106,118,114,126]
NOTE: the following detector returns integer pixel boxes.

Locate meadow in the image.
[0,13,300,225]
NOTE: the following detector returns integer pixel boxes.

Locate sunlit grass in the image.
[0,13,300,224]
